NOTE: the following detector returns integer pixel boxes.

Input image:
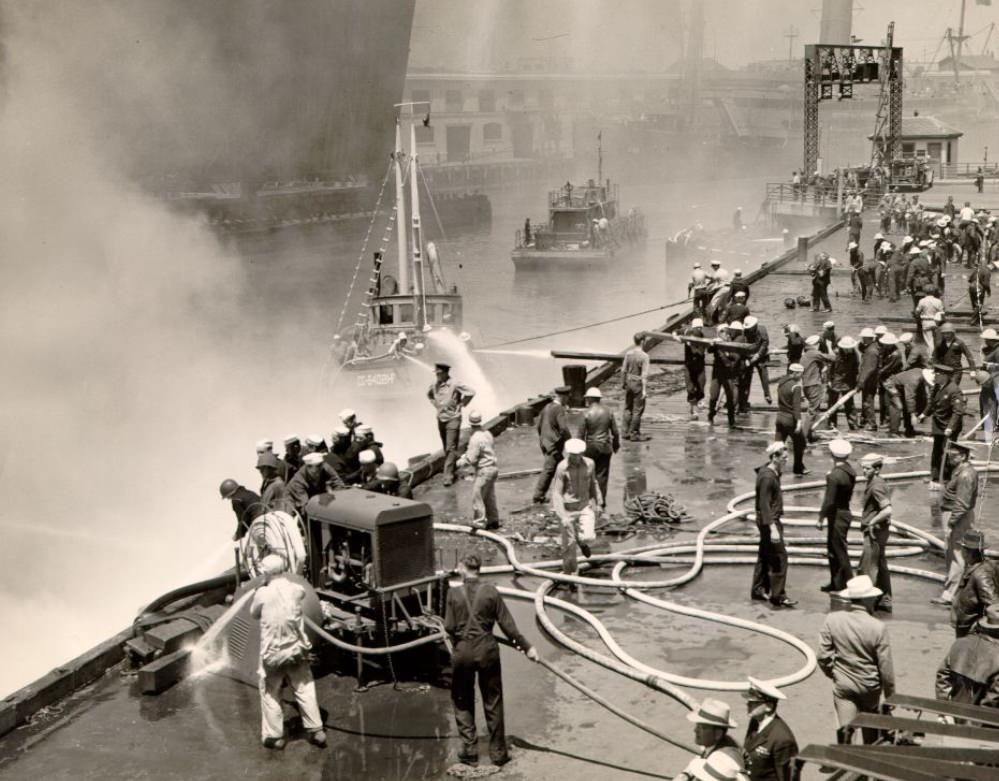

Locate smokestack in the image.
[819,0,853,45]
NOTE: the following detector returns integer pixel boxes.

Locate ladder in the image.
[869,22,895,170]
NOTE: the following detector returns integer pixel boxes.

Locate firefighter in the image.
[220,479,266,541]
[364,462,413,499]
[743,316,773,407]
[456,411,500,530]
[579,387,620,509]
[774,364,808,477]
[552,438,601,576]
[444,553,539,768]
[751,442,796,608]
[919,363,966,489]
[817,439,856,594]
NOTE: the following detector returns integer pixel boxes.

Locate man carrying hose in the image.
[751,442,796,609]
[444,553,539,768]
[858,454,893,614]
[552,438,602,576]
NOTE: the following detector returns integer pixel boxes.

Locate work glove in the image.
[526,647,540,663]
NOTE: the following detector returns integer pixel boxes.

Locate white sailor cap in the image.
[691,318,705,328]
[874,325,888,336]
[859,327,875,339]
[873,233,884,240]
[860,453,884,467]
[356,424,373,435]
[766,442,787,456]
[744,676,786,702]
[564,438,587,455]
[733,290,747,298]
[922,368,937,384]
[283,435,300,446]
[828,438,853,458]
[908,246,921,255]
[822,320,835,329]
[584,387,603,399]
[255,439,274,453]
[805,334,820,346]
[899,332,914,344]
[743,316,758,328]
[303,452,325,466]
[305,433,325,447]
[727,321,744,331]
[983,328,999,341]
[358,449,377,465]
[847,241,858,250]
[879,333,898,346]
[788,363,804,373]
[837,336,857,349]
[331,426,350,439]
[338,408,357,422]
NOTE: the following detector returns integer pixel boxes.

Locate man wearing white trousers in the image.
[250,555,326,751]
[552,438,601,575]
[457,411,500,530]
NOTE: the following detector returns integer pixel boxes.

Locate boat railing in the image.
[548,184,617,209]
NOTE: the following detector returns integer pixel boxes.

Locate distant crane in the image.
[784,25,799,63]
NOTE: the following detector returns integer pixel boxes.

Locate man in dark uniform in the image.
[444,553,539,767]
[857,328,880,430]
[818,320,837,356]
[934,322,977,381]
[968,260,993,322]
[724,291,750,324]
[751,442,796,608]
[708,324,742,427]
[580,386,620,509]
[257,452,293,515]
[255,439,290,482]
[828,336,860,431]
[782,324,804,364]
[877,333,904,428]
[818,438,856,593]
[730,269,751,302]
[364,462,414,499]
[809,251,833,312]
[219,479,266,541]
[324,427,357,483]
[282,436,303,477]
[774,364,808,476]
[742,677,798,781]
[949,530,999,637]
[676,319,708,419]
[919,363,966,489]
[936,604,999,707]
[743,316,772,407]
[858,453,893,613]
[427,362,475,486]
[533,386,571,504]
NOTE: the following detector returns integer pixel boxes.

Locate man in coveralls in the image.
[858,453,893,613]
[427,362,475,486]
[817,439,856,593]
[741,677,798,781]
[774,364,808,477]
[751,442,796,608]
[444,553,539,767]
[621,332,651,441]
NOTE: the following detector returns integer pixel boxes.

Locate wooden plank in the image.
[797,744,945,781]
[850,744,999,762]
[887,693,999,726]
[850,713,999,742]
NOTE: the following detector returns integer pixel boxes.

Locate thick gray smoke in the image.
[0,2,361,695]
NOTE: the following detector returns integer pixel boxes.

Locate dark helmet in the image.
[783,297,796,309]
[796,295,811,307]
[376,462,400,481]
[219,479,239,499]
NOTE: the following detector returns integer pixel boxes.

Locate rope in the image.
[481,297,691,349]
[332,159,396,337]
[623,492,690,524]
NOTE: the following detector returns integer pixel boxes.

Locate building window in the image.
[410,89,431,111]
[378,305,394,325]
[398,303,414,324]
[483,122,502,141]
[902,142,916,156]
[415,125,434,144]
[479,90,496,112]
[445,90,463,112]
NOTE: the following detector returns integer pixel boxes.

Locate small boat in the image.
[511,137,646,269]
[327,115,468,397]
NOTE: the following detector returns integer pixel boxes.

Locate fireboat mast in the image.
[393,120,409,296]
[408,121,426,330]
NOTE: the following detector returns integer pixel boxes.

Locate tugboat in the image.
[327,115,468,397]
[511,136,646,269]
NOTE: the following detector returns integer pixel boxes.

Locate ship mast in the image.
[408,122,425,330]
[393,120,410,295]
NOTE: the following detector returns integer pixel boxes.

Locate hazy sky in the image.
[410,0,995,71]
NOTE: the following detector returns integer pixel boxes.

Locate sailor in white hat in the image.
[818,439,856,594]
[581,386,619,508]
[303,433,327,455]
[800,334,833,437]
[282,435,303,475]
[741,315,773,407]
[775,363,808,477]
[338,408,361,440]
[981,328,999,442]
[817,573,895,745]
[752,441,797,608]
[552,438,601,575]
[254,439,289,481]
[827,336,860,431]
[742,677,798,781]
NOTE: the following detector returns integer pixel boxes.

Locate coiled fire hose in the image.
[623,492,690,524]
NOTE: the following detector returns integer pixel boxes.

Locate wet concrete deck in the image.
[1,213,996,780]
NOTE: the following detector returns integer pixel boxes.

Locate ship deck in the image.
[2,191,997,780]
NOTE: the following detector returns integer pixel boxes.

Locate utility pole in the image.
[955,0,968,86]
[784,25,799,63]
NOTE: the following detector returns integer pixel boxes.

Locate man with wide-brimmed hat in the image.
[937,604,999,707]
[818,439,856,593]
[818,575,896,745]
[933,441,982,606]
[920,362,966,488]
[949,530,999,637]
[751,442,796,608]
[741,678,798,781]
[858,453,893,613]
[679,753,747,781]
[674,698,742,778]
